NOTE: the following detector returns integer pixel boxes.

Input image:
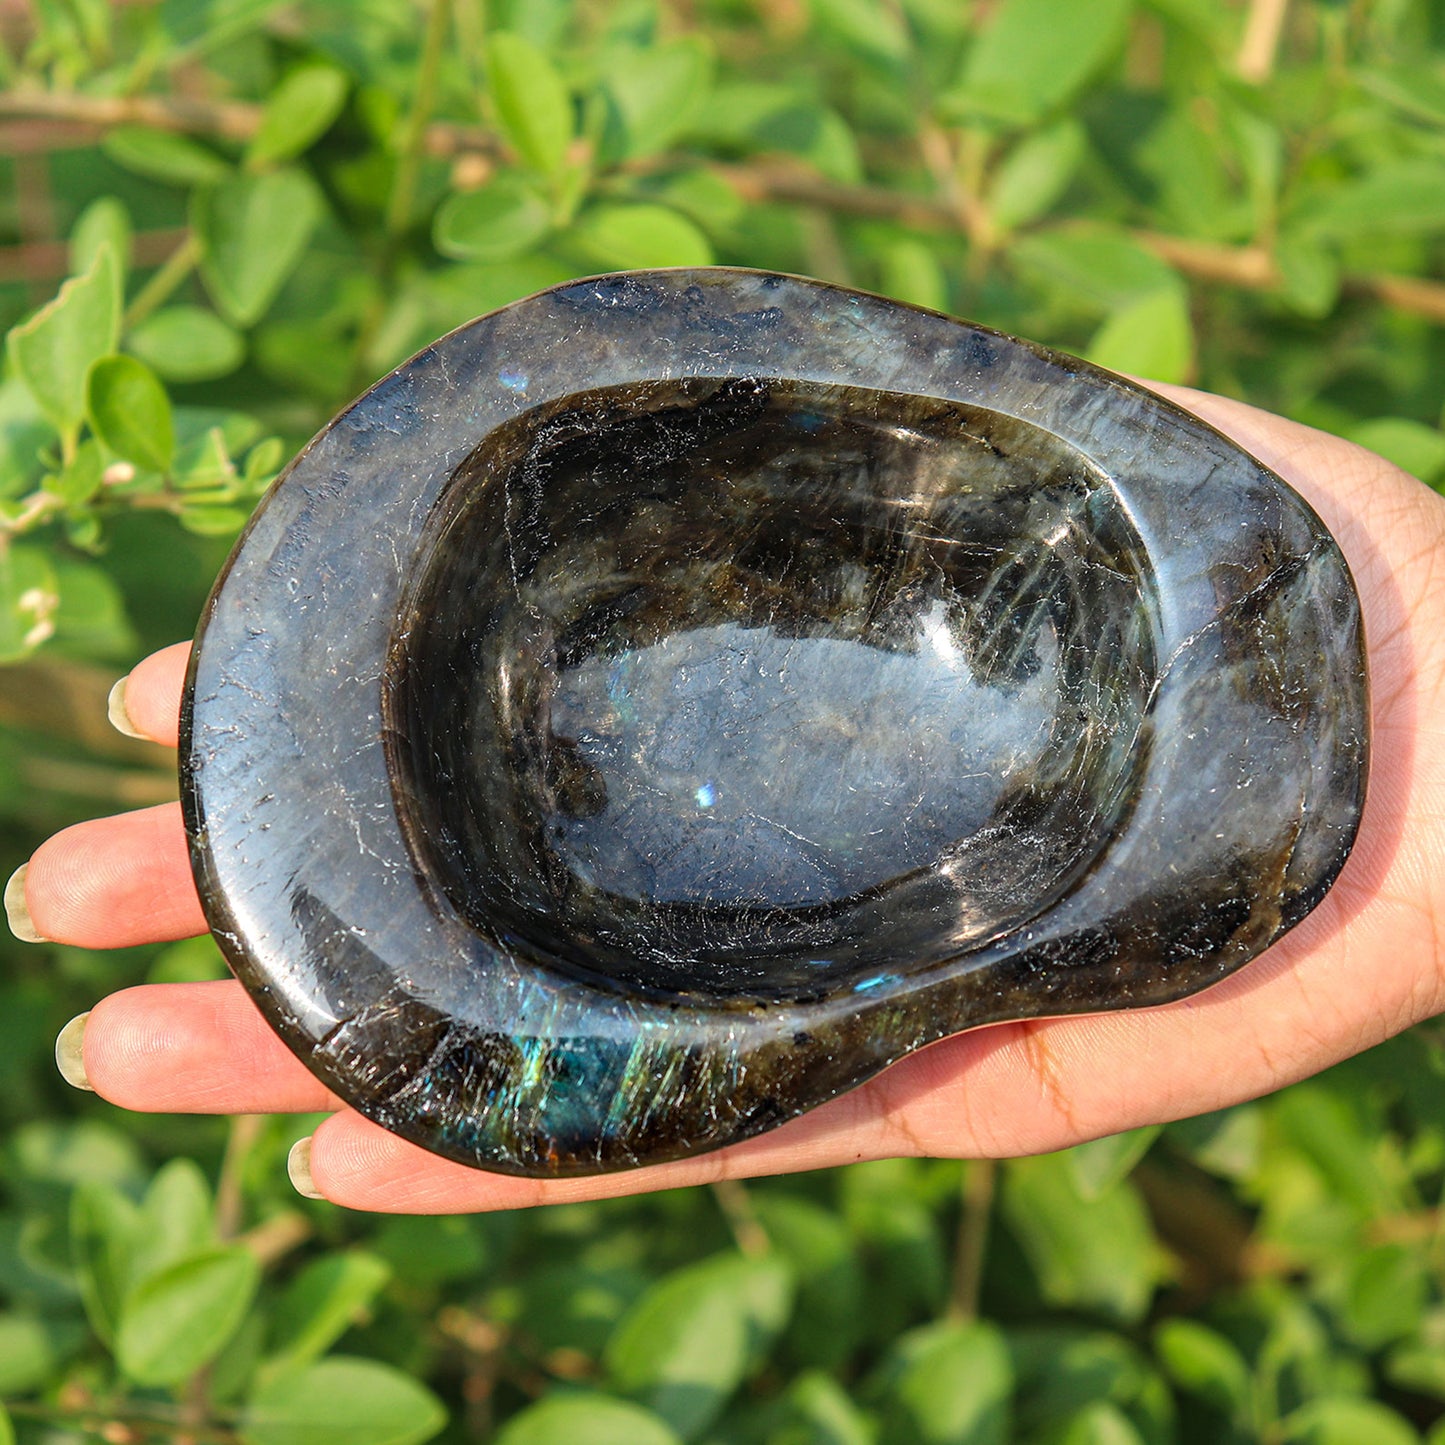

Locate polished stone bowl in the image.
[182,269,1368,1175]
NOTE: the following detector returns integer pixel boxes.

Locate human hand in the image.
[10,385,1444,1214]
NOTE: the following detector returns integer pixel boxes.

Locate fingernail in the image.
[56,1012,94,1091]
[288,1137,325,1200]
[4,863,44,944]
[107,674,145,740]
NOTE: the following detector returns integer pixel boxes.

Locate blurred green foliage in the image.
[2,0,1445,1440]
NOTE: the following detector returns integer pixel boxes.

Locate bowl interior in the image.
[385,376,1159,1002]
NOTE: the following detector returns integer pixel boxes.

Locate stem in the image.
[454,0,488,91]
[5,92,1445,326]
[350,0,452,393]
[124,232,201,329]
[1237,0,1290,84]
[946,1159,995,1322]
[3,1401,239,1444]
[215,1113,264,1240]
[711,1178,770,1258]
[385,0,453,240]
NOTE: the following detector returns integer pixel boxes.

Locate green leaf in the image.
[46,438,103,508]
[489,31,573,177]
[811,0,911,64]
[1345,419,1445,486]
[0,544,58,661]
[603,38,714,158]
[1087,287,1194,384]
[1154,1318,1251,1415]
[70,1179,140,1347]
[1059,1402,1147,1445]
[1167,1105,1263,1179]
[1009,228,1180,312]
[51,556,136,657]
[753,1194,865,1368]
[195,168,324,327]
[782,1371,875,1445]
[242,1356,446,1445]
[70,197,133,283]
[571,203,713,271]
[0,1400,12,1445]
[433,176,553,262]
[949,0,1134,125]
[879,239,949,313]
[989,118,1087,232]
[1008,1325,1168,1435]
[1359,65,1445,127]
[247,64,348,168]
[131,1160,215,1286]
[117,1245,260,1386]
[129,305,246,382]
[1001,1154,1166,1324]
[877,1320,1013,1445]
[1300,160,1445,239]
[495,1395,682,1445]
[1333,1243,1429,1349]
[86,356,175,473]
[8,246,121,433]
[102,125,231,187]
[0,377,51,500]
[1280,1398,1420,1445]
[265,1251,392,1376]
[0,1312,57,1394]
[147,936,231,984]
[1275,234,1341,319]
[160,0,288,54]
[180,503,251,535]
[1067,1126,1161,1200]
[16,1119,144,1188]
[606,1252,793,1439]
[1272,1083,1402,1217]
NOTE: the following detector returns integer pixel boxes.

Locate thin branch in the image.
[0,225,185,284]
[4,89,1445,325]
[1237,0,1291,84]
[946,1159,995,1322]
[711,1178,770,1258]
[0,85,499,158]
[124,231,201,328]
[215,1114,265,1240]
[386,0,454,238]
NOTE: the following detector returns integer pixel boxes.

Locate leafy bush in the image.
[2,0,1445,1441]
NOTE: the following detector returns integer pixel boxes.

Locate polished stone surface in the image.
[182,268,1368,1176]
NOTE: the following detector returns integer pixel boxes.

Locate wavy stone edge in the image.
[181,268,1369,1176]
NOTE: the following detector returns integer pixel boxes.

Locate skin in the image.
[15,384,1445,1214]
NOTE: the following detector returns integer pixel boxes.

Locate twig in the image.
[238,1209,313,1267]
[711,1178,770,1258]
[1349,271,1445,326]
[0,86,499,158]
[0,225,185,284]
[386,0,454,239]
[3,1401,239,1445]
[4,89,1445,325]
[1237,0,1291,84]
[215,1114,265,1240]
[945,1159,995,1322]
[124,231,202,328]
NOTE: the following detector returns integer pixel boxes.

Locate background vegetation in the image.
[2,0,1445,1440]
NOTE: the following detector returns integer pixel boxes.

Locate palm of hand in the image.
[13,385,1445,1213]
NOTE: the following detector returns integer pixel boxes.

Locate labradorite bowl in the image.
[182,268,1368,1176]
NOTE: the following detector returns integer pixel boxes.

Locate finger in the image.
[111,641,192,748]
[83,980,340,1114]
[23,802,206,946]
